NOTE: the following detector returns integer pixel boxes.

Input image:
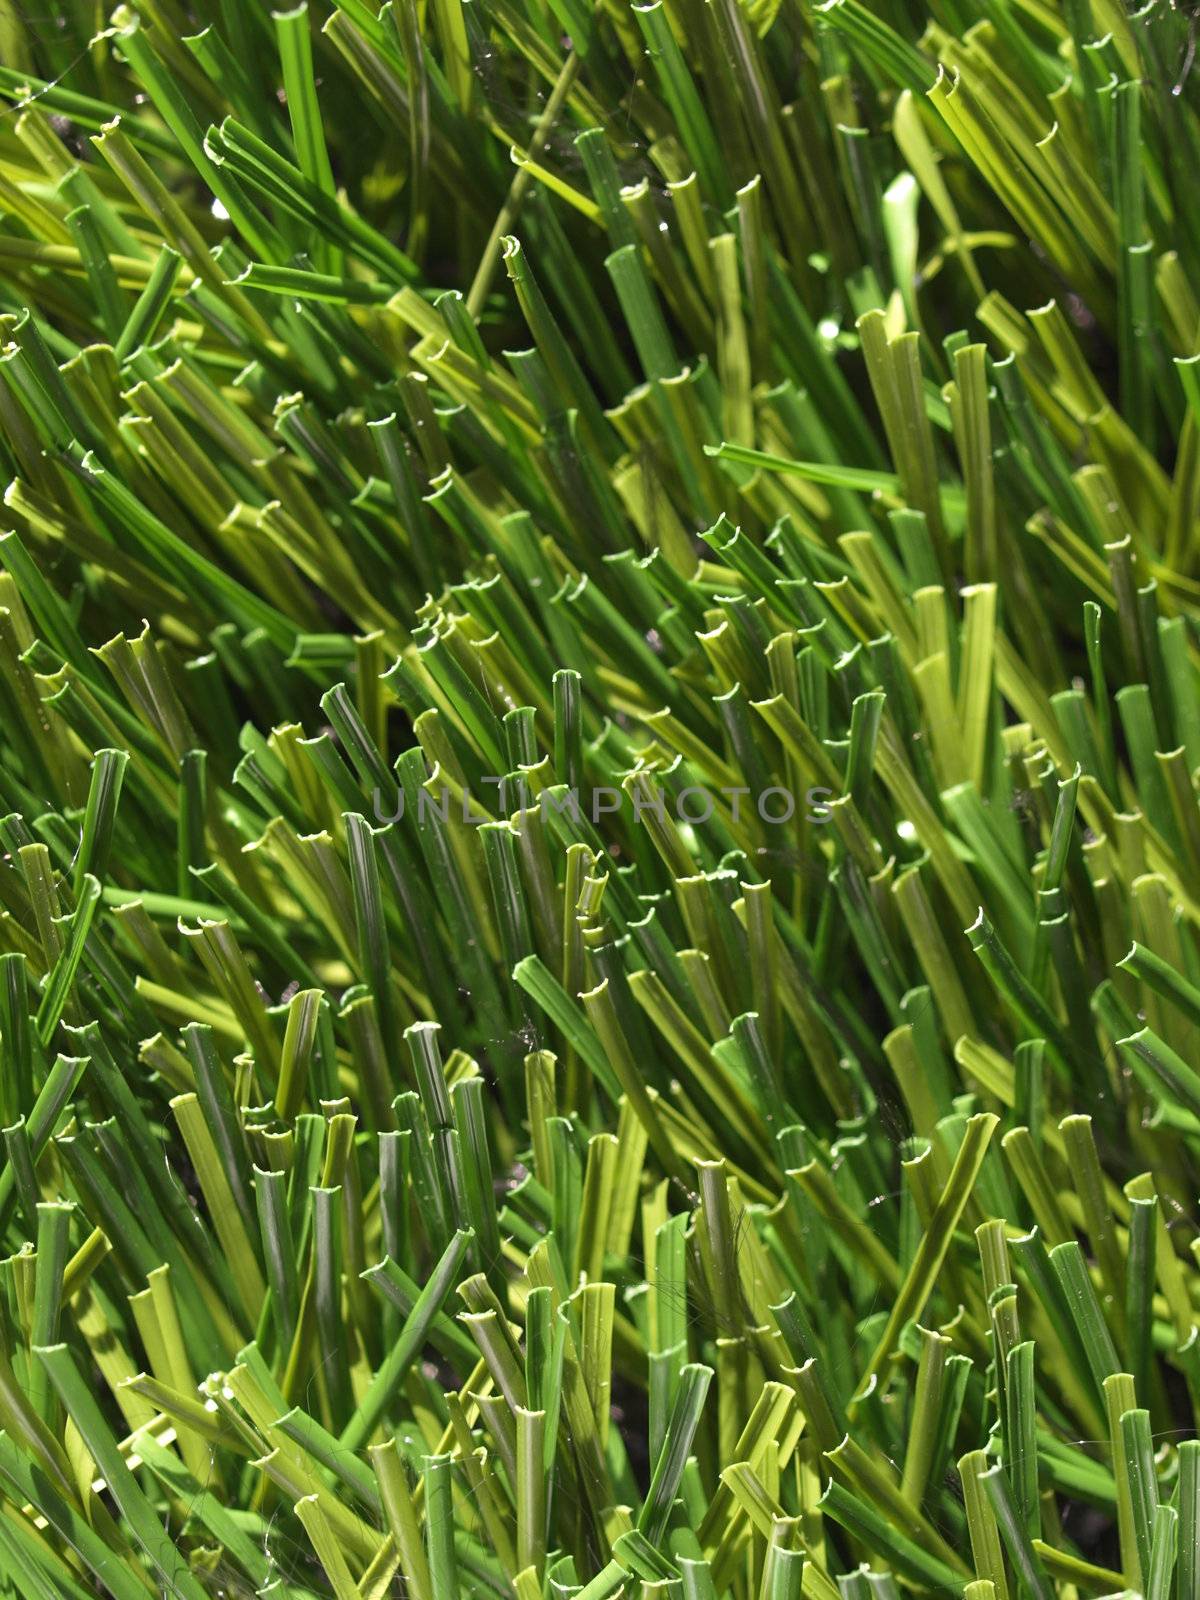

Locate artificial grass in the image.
[0,0,1198,1597]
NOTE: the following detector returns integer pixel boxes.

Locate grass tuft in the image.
[0,1,1199,1597]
